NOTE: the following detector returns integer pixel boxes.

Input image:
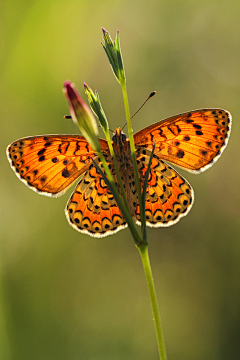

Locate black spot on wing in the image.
[37,148,46,156]
[176,150,185,158]
[62,168,70,178]
[193,124,202,129]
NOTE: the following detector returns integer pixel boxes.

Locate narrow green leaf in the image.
[142,143,156,242]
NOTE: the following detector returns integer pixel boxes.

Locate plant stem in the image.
[137,243,168,360]
[95,153,142,244]
[120,81,145,236]
[104,131,129,210]
[121,79,167,358]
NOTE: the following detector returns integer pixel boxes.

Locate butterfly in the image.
[7,109,231,237]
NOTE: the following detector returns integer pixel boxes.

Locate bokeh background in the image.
[1,1,240,359]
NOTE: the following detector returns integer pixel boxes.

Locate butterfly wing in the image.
[135,149,193,227]
[65,161,127,237]
[134,109,231,173]
[7,135,108,197]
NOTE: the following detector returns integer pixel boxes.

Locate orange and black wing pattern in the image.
[7,135,108,197]
[135,148,193,227]
[134,109,231,173]
[65,158,127,237]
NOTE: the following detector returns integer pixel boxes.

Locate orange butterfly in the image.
[7,109,231,237]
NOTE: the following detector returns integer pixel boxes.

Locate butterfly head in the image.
[112,128,127,147]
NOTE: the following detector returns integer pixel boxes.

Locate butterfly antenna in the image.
[97,125,114,133]
[122,91,156,130]
[64,116,114,134]
[131,91,156,119]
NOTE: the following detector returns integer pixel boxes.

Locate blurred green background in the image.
[1,0,240,359]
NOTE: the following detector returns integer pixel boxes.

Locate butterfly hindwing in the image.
[65,161,127,237]
[135,149,194,227]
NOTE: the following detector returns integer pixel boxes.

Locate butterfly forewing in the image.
[134,109,231,173]
[7,135,108,197]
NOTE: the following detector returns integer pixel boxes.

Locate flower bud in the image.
[101,28,125,84]
[84,82,108,133]
[63,81,100,152]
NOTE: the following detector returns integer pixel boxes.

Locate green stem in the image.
[96,152,142,244]
[120,81,145,237]
[137,243,168,360]
[104,131,129,210]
